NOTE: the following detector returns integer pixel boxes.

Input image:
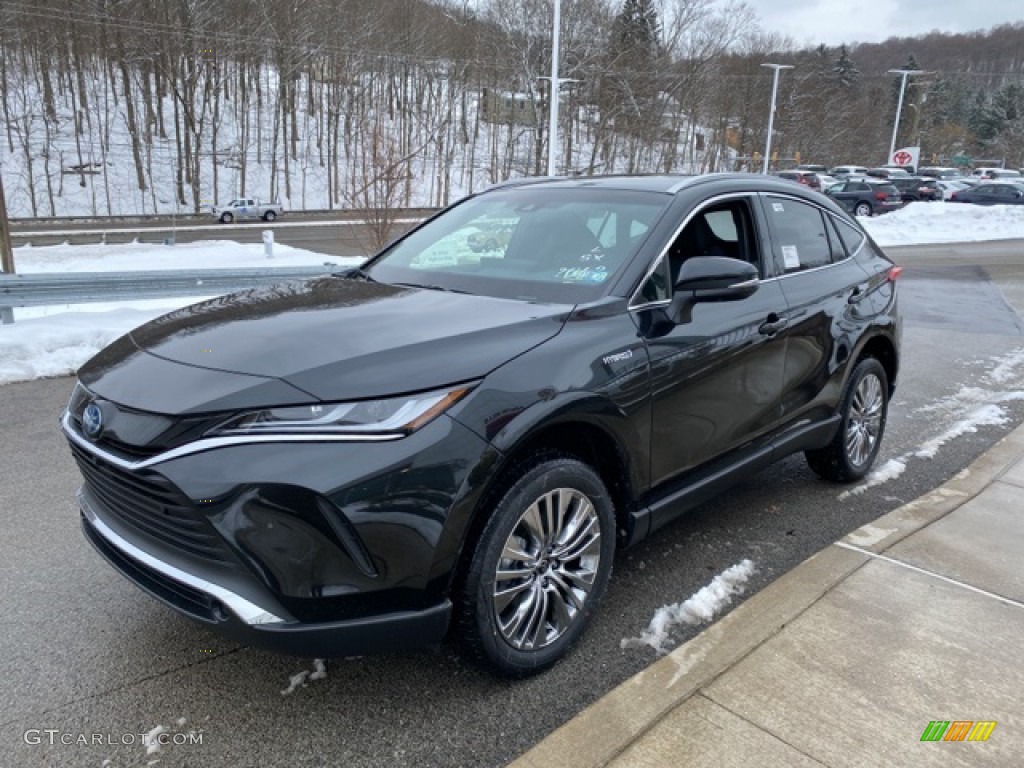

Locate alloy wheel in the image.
[846,373,884,467]
[492,488,602,651]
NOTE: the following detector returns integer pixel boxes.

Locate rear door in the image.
[759,193,873,423]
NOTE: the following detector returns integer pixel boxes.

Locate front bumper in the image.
[80,491,452,657]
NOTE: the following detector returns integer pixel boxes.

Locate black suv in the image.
[63,174,901,677]
[888,176,942,202]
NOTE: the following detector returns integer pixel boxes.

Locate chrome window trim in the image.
[62,411,401,471]
[628,192,763,311]
[80,492,285,626]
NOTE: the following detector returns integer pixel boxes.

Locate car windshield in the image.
[366,187,670,303]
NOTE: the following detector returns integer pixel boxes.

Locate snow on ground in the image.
[860,202,1024,247]
[621,559,755,655]
[281,659,328,696]
[14,238,356,274]
[0,240,362,385]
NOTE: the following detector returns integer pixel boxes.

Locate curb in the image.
[508,421,1024,768]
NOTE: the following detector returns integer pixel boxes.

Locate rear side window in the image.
[764,197,831,273]
[832,217,866,255]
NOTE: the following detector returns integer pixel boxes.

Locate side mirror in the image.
[669,256,759,323]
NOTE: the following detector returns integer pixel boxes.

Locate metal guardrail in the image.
[0,265,339,324]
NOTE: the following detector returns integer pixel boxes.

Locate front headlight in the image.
[207,385,474,437]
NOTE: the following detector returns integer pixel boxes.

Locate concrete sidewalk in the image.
[510,425,1024,767]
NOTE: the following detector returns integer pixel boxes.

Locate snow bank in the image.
[621,559,755,655]
[0,240,362,385]
[861,201,1024,247]
[14,238,358,274]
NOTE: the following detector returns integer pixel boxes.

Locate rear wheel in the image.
[459,456,615,677]
[853,201,872,217]
[219,212,234,224]
[806,357,889,482]
[263,210,277,222]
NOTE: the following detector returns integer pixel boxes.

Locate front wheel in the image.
[459,457,615,677]
[806,357,889,482]
[853,201,872,217]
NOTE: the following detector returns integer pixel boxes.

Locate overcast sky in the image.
[735,0,1023,47]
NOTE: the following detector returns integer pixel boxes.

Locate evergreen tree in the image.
[833,45,859,88]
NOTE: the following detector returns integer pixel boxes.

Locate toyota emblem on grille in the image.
[82,402,104,439]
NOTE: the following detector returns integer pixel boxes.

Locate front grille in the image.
[70,442,228,564]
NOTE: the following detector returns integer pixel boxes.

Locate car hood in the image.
[80,277,569,412]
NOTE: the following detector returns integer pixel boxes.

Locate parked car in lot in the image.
[825,178,904,216]
[795,163,829,174]
[937,179,973,200]
[919,166,964,180]
[866,167,911,180]
[210,198,283,223]
[63,173,901,677]
[829,165,869,178]
[971,167,1022,180]
[949,181,1024,205]
[772,169,822,191]
[888,176,942,202]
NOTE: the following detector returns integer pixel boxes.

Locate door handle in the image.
[759,314,788,335]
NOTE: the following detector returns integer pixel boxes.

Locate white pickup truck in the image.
[210,198,283,223]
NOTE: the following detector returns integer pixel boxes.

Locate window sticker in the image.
[781,245,800,270]
[556,266,609,283]
[772,202,785,212]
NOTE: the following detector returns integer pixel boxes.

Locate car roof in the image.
[485,172,812,195]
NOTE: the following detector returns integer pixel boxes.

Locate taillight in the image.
[950,192,958,200]
[888,266,903,281]
[875,191,887,201]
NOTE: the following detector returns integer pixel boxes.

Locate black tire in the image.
[458,456,615,677]
[219,212,234,224]
[806,357,889,482]
[853,201,872,217]
[263,210,277,222]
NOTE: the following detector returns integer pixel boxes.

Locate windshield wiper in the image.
[331,267,376,282]
[392,282,470,294]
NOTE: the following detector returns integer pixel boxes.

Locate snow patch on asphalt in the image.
[914,404,1008,459]
[987,348,1024,384]
[838,458,907,500]
[621,559,755,655]
[281,658,328,695]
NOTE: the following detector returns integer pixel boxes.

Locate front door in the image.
[634,196,790,489]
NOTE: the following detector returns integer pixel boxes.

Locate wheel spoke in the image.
[493,577,534,614]
[552,514,599,561]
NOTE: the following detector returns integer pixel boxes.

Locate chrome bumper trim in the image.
[79,492,285,626]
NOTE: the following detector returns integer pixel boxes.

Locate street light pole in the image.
[887,68,925,161]
[545,0,562,177]
[761,63,793,174]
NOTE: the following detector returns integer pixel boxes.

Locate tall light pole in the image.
[540,0,576,177]
[761,63,793,174]
[887,68,925,161]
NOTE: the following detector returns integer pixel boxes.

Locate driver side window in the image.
[637,199,760,303]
